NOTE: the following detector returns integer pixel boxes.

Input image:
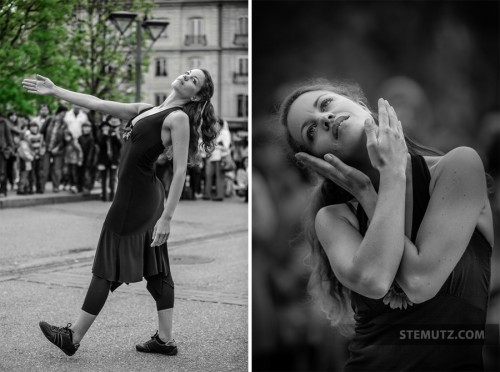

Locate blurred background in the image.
[252,0,500,371]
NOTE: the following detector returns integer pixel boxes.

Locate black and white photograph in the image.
[252,1,499,371]
[0,1,248,371]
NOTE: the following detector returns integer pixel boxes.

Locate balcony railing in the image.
[233,72,248,84]
[184,34,207,46]
[233,33,248,46]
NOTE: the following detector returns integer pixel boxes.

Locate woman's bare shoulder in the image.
[163,110,189,132]
[317,203,360,230]
[423,146,484,182]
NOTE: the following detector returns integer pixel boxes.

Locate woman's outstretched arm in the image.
[22,75,151,121]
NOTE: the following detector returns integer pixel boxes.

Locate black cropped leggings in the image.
[81,274,174,316]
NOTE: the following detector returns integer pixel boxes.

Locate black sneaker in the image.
[136,331,178,355]
[39,321,80,356]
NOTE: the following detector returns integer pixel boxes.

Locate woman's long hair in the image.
[161,69,219,165]
[181,69,219,165]
[279,79,443,336]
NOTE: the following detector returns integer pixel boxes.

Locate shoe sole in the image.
[136,345,178,356]
[39,322,77,356]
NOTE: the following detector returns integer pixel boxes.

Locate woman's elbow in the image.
[401,276,440,304]
[350,273,392,300]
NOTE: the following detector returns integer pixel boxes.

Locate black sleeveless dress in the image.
[92,107,182,293]
[344,154,492,371]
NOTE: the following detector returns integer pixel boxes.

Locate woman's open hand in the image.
[365,99,408,175]
[22,74,56,96]
[151,218,170,247]
[295,151,375,201]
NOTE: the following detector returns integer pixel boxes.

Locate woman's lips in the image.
[333,115,350,139]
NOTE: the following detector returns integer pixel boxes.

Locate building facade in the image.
[144,0,248,130]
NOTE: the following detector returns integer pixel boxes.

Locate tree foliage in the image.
[0,0,154,115]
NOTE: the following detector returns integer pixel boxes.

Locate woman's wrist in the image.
[379,167,406,181]
[357,186,377,218]
[52,85,62,98]
[160,213,172,222]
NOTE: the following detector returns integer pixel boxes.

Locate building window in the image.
[237,94,248,117]
[238,57,248,75]
[155,58,167,76]
[233,57,248,84]
[155,93,168,107]
[238,16,248,35]
[189,57,203,69]
[234,16,248,46]
[185,17,207,46]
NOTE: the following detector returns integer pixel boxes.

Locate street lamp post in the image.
[108,12,169,102]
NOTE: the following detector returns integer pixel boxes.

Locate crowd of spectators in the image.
[0,104,248,203]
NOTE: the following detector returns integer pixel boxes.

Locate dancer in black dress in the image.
[22,69,218,356]
[280,80,493,370]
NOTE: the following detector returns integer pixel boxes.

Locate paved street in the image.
[0,197,248,372]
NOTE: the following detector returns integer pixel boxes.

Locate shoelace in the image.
[51,323,72,334]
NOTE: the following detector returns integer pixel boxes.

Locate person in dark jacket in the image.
[0,116,14,197]
[40,104,68,193]
[96,117,122,201]
[78,121,96,194]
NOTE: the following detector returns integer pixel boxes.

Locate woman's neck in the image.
[159,92,190,108]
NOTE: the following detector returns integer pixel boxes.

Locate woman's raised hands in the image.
[295,151,374,201]
[22,74,56,96]
[364,99,408,175]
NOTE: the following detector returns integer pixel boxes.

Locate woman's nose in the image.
[321,113,334,129]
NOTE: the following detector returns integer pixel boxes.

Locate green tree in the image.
[69,0,154,103]
[0,0,154,116]
[0,0,80,114]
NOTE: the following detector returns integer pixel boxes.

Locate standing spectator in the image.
[0,116,14,197]
[40,105,68,193]
[31,103,51,131]
[78,121,95,194]
[17,130,36,195]
[22,122,46,194]
[62,130,83,193]
[203,118,230,201]
[6,111,25,191]
[235,156,248,202]
[64,105,89,139]
[96,118,122,201]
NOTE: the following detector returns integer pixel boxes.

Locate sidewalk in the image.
[0,186,101,209]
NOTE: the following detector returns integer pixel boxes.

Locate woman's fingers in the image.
[151,226,158,247]
[364,117,378,147]
[296,152,345,183]
[378,98,389,131]
[386,101,398,130]
[324,153,350,174]
[36,74,47,81]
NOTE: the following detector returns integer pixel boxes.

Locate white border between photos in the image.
[247,0,253,371]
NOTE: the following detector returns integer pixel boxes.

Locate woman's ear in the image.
[190,95,201,102]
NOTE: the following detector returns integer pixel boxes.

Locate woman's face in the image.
[172,69,206,99]
[287,90,373,163]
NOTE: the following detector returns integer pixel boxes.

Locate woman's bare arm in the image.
[317,146,489,303]
[316,167,406,299]
[395,147,489,303]
[161,110,189,221]
[22,75,151,121]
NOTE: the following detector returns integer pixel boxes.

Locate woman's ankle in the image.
[70,326,83,344]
